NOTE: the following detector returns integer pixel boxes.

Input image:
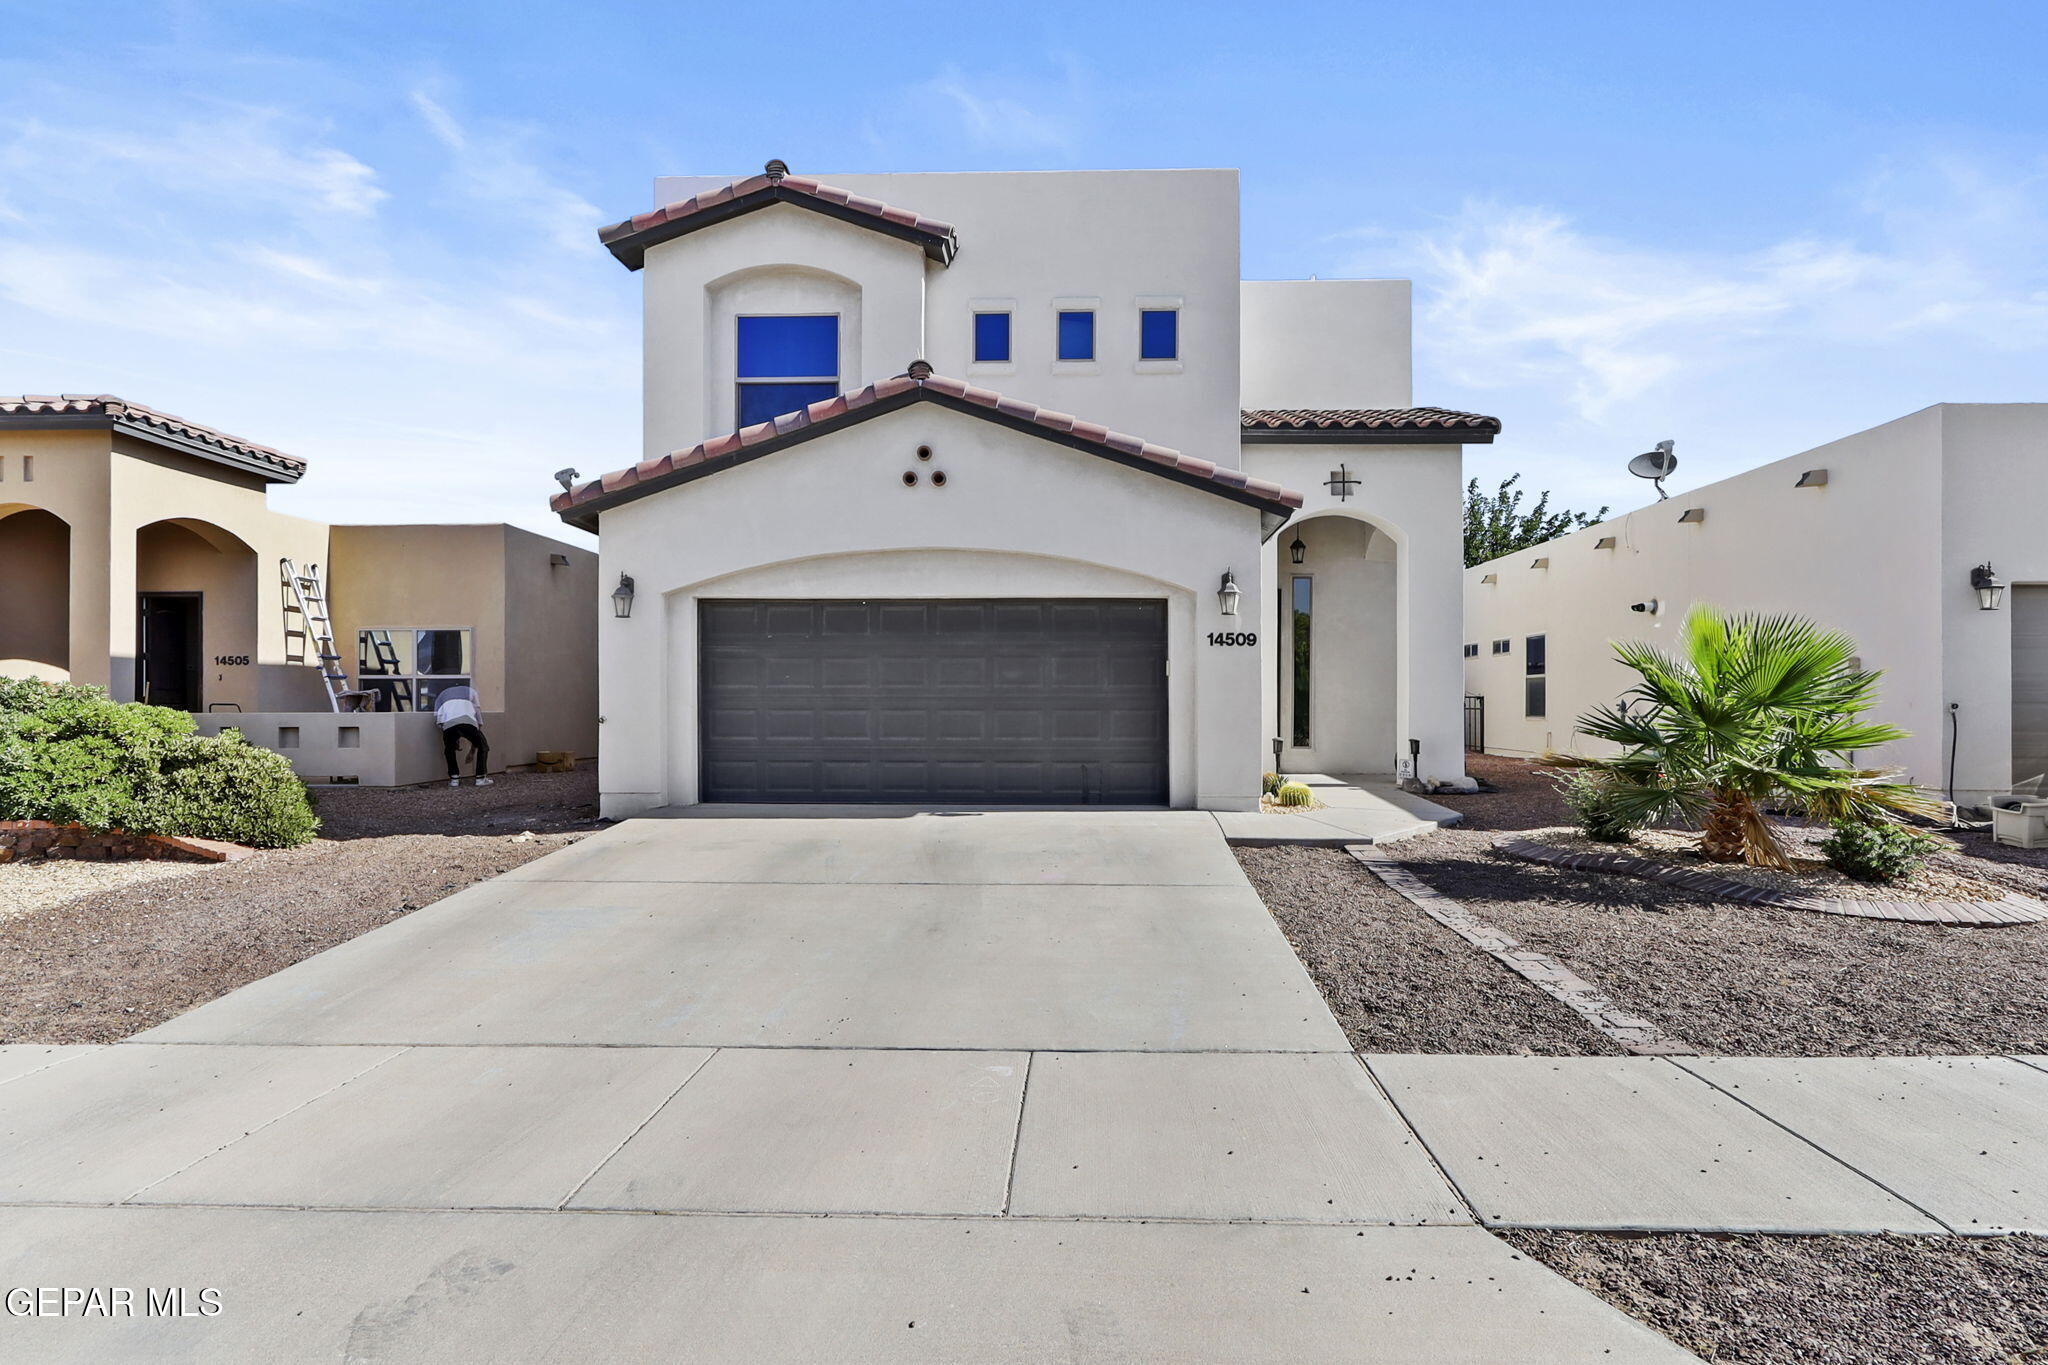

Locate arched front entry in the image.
[133,518,259,711]
[0,504,72,680]
[1266,508,1404,776]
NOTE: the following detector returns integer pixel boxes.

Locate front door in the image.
[138,593,202,711]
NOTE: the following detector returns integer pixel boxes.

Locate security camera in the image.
[1630,599,1660,614]
[553,467,580,492]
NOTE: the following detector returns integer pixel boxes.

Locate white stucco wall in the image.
[1461,403,2048,805]
[648,169,1243,465]
[1242,441,1470,788]
[594,403,1272,816]
[1240,280,1413,411]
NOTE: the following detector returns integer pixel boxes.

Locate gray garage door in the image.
[699,599,1168,804]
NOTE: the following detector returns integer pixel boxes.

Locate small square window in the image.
[1139,309,1178,360]
[1463,643,1478,658]
[973,312,1011,363]
[1492,639,1511,655]
[1057,310,1095,361]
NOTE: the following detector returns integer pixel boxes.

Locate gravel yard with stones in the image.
[0,857,210,923]
[1239,754,2048,1056]
[1502,1229,2048,1365]
[0,767,600,1045]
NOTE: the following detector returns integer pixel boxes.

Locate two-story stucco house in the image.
[554,163,1497,817]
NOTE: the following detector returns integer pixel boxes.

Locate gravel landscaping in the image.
[0,857,209,923]
[1234,845,1622,1054]
[1239,754,2048,1056]
[0,767,600,1044]
[1502,1229,2048,1365]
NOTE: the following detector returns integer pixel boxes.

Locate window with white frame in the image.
[357,628,473,712]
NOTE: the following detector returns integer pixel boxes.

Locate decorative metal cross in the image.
[1324,464,1359,500]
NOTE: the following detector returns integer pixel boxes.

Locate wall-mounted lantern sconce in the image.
[611,573,637,619]
[1289,534,1306,565]
[1971,562,2006,612]
[1217,570,1242,617]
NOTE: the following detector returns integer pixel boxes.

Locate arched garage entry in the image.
[0,505,71,680]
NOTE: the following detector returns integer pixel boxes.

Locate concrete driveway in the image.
[0,811,1688,1362]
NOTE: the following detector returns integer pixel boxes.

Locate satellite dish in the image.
[1627,440,1677,500]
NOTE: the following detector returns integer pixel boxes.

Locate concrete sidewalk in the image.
[0,810,1690,1362]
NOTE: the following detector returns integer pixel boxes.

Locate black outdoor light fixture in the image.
[1972,563,2006,612]
[1289,534,1306,565]
[611,573,637,619]
[1217,570,1242,617]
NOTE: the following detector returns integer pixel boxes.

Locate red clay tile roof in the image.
[552,365,1303,531]
[0,394,307,481]
[1241,407,1500,443]
[599,163,959,271]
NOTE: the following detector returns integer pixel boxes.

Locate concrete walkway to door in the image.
[0,810,1688,1362]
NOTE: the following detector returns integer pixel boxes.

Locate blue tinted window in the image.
[738,381,838,427]
[973,312,1011,363]
[1057,310,1094,361]
[1140,309,1178,360]
[737,315,837,379]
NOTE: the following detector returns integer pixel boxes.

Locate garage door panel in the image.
[700,599,1167,804]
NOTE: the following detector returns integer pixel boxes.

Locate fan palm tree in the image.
[1548,605,1943,869]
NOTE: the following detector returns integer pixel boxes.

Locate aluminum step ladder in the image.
[280,559,354,713]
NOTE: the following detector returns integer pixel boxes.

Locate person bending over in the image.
[433,684,493,788]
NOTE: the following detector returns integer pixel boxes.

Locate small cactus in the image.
[1275,782,1314,807]
[1261,771,1283,797]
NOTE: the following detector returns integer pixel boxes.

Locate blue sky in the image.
[4,0,2044,541]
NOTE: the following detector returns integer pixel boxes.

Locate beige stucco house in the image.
[0,395,597,785]
[1462,403,2048,811]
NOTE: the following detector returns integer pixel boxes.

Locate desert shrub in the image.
[1261,771,1283,797]
[1275,782,1313,807]
[1556,773,1645,843]
[134,730,318,849]
[0,679,194,829]
[1819,819,1941,884]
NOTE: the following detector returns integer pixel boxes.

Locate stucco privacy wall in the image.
[327,524,599,767]
[1240,280,1413,411]
[1242,441,1470,788]
[1460,405,2048,799]
[595,403,1270,816]
[649,169,1242,463]
[195,711,507,786]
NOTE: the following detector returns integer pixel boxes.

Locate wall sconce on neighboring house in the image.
[1795,469,1829,488]
[1530,557,1549,569]
[1971,562,2006,612]
[1289,534,1306,565]
[1678,507,1706,524]
[1594,536,1617,550]
[611,573,637,619]
[1480,573,1498,584]
[1217,570,1242,617]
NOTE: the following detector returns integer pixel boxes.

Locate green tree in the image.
[1464,474,1608,567]
[1548,606,1943,868]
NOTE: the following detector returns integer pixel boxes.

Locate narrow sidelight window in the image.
[1057,310,1095,361]
[973,311,1011,363]
[1139,308,1178,360]
[1524,634,1547,717]
[736,314,839,427]
[1291,576,1312,746]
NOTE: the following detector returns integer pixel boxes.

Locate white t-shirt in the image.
[433,686,483,731]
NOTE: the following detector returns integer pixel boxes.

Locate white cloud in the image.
[407,89,604,254]
[916,59,1090,153]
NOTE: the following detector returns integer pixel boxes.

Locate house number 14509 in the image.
[1206,631,1257,647]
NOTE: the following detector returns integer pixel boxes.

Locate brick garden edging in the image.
[0,820,253,865]
[1496,836,2048,927]
[1347,844,1697,1056]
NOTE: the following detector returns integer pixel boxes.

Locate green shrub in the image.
[0,679,194,830]
[0,677,317,847]
[1275,782,1314,807]
[1261,771,1283,797]
[1819,819,1941,884]
[1556,773,1645,843]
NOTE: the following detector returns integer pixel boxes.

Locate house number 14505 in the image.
[1206,631,1257,647]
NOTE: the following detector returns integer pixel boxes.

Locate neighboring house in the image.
[555,163,1495,817]
[0,395,597,784]
[1462,403,2048,809]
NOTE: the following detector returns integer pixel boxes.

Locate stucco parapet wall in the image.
[598,168,959,269]
[196,711,507,788]
[553,371,1305,533]
[1240,408,1501,443]
[0,395,307,482]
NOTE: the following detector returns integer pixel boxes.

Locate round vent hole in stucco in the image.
[916,445,933,461]
[931,470,947,487]
[902,470,918,487]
